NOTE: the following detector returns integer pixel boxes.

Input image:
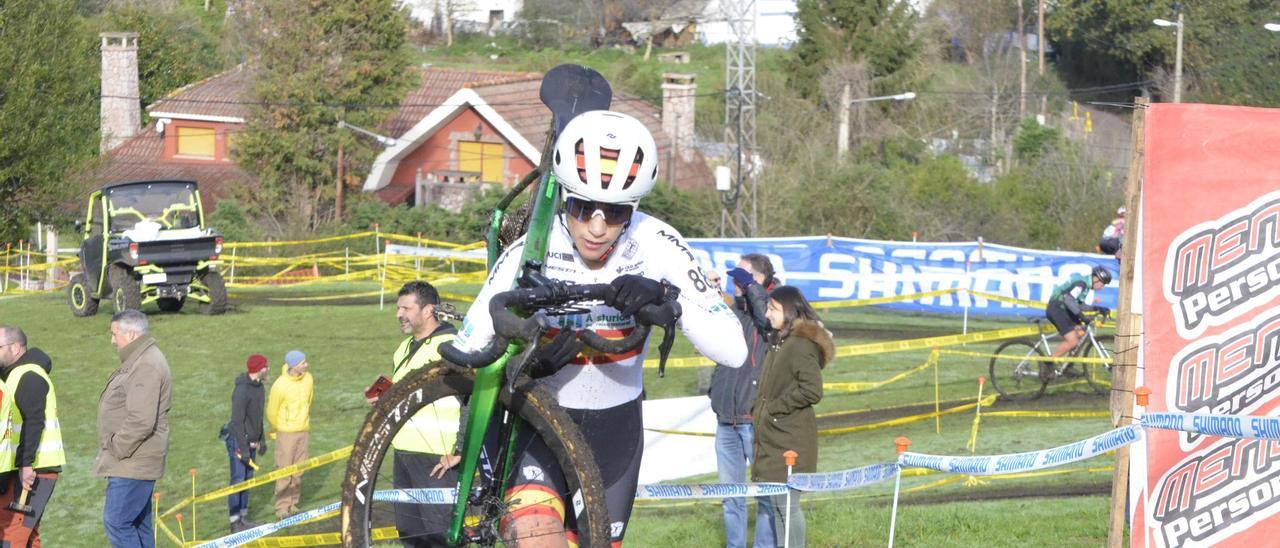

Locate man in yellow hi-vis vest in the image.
[366,281,462,547]
[0,325,64,545]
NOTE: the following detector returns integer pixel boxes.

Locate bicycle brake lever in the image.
[656,323,676,378]
[506,319,550,391]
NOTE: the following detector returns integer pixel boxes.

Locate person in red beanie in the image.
[225,354,269,533]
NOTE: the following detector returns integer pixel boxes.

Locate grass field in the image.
[0,283,1124,546]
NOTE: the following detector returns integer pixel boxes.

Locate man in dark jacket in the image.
[0,325,64,545]
[227,354,269,533]
[707,253,777,548]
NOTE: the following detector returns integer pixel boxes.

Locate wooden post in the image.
[335,143,345,222]
[1107,97,1148,548]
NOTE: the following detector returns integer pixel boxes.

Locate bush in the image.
[207,199,261,243]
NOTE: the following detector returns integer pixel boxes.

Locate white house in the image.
[403,0,523,33]
[621,0,798,48]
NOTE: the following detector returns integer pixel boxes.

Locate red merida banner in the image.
[1132,103,1280,547]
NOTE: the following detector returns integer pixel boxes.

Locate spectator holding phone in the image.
[371,281,463,547]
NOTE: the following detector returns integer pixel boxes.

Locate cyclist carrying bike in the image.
[452,110,748,546]
[1045,266,1112,370]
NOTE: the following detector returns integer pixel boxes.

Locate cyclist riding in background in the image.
[1045,266,1112,369]
[452,110,748,546]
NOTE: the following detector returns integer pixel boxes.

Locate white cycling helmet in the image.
[553,110,659,206]
[1117,206,1126,216]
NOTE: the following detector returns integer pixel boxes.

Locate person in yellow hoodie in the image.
[266,350,312,520]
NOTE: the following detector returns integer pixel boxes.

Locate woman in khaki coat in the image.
[751,286,832,548]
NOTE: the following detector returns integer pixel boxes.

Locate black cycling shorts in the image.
[1046,301,1080,336]
[502,396,643,544]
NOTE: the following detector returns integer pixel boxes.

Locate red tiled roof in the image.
[88,124,253,206]
[98,66,712,202]
[445,71,713,191]
[382,68,543,138]
[147,67,254,120]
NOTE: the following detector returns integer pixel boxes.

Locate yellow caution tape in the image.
[939,348,1112,365]
[823,358,934,393]
[642,324,1054,370]
[967,290,1045,309]
[641,354,715,369]
[157,520,185,546]
[224,231,379,249]
[643,427,713,437]
[161,446,352,519]
[242,527,400,547]
[835,324,1049,358]
[818,395,998,436]
[810,288,963,310]
[980,410,1110,418]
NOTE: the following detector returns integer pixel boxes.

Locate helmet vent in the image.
[622,148,645,190]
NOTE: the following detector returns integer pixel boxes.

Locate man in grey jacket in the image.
[94,311,172,547]
[708,253,776,548]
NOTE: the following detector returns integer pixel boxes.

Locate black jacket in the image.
[1,348,58,472]
[229,373,266,456]
[708,282,771,424]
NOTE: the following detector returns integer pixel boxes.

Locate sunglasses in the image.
[564,196,634,226]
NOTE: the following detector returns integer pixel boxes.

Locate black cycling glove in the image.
[608,275,666,317]
[528,329,583,379]
[1095,306,1111,319]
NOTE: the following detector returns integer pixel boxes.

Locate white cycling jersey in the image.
[453,211,748,410]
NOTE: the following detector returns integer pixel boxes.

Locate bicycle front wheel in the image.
[341,363,610,547]
[1082,342,1112,396]
[989,340,1048,400]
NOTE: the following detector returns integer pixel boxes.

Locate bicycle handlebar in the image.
[438,276,682,375]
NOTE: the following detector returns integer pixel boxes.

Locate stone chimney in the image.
[661,73,696,163]
[100,32,140,153]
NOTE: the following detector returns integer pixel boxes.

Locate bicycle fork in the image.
[448,345,520,544]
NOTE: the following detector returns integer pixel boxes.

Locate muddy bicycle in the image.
[988,313,1112,400]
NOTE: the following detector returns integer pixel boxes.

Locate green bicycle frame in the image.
[446,168,562,543]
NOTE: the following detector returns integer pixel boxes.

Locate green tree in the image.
[788,0,920,99]
[0,0,99,242]
[233,0,413,230]
[95,3,224,109]
[1047,0,1271,101]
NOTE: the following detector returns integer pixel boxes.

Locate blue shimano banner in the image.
[686,236,1120,316]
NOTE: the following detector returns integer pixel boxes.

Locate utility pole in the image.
[720,0,758,237]
[837,84,851,161]
[1038,0,1046,116]
[1173,11,1184,103]
[1018,0,1027,121]
[1154,13,1184,103]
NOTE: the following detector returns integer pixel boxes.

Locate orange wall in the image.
[389,108,536,186]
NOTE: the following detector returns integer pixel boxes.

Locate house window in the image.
[458,141,504,183]
[176,126,216,158]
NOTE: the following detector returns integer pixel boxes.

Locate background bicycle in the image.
[988,313,1113,400]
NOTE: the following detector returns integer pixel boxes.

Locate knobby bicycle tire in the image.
[341,363,610,547]
[1081,341,1111,396]
[989,340,1048,400]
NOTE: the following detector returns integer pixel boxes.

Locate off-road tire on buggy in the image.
[109,265,142,313]
[199,270,227,315]
[68,274,100,317]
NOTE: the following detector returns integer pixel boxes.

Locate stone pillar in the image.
[661,73,697,163]
[100,32,140,153]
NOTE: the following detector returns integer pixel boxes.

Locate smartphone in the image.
[365,375,393,400]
